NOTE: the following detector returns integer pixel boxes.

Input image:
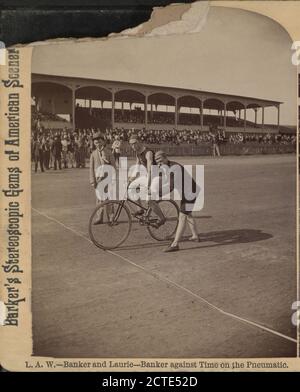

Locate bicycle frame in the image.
[111,186,149,224]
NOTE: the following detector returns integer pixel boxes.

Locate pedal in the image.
[148,218,159,224]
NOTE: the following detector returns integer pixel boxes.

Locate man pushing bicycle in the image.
[128,134,166,228]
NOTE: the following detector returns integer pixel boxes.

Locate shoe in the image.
[189,236,201,242]
[152,218,166,229]
[93,218,103,225]
[164,244,179,252]
[132,210,144,218]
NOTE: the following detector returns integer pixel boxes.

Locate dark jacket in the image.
[52,139,62,157]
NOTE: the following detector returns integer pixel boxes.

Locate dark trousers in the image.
[44,151,50,169]
[54,156,62,170]
[113,152,120,166]
[34,155,44,172]
[75,150,81,168]
[79,148,85,168]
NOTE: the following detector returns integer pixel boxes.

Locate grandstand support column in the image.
[262,106,265,129]
[51,99,55,115]
[223,103,227,130]
[71,87,75,132]
[175,97,178,130]
[244,108,247,131]
[277,105,280,131]
[200,100,203,130]
[254,108,257,126]
[145,95,148,129]
[111,91,115,130]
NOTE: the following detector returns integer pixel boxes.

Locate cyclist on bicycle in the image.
[128,134,166,228]
[154,150,200,252]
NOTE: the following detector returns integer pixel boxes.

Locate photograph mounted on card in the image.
[0,1,299,372]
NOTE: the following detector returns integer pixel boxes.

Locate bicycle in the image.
[88,184,179,250]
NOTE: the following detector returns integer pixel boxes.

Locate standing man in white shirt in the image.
[89,132,115,225]
[111,134,122,168]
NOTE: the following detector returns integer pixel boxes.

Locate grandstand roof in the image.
[32,73,282,111]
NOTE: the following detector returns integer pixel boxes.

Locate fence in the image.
[121,142,296,157]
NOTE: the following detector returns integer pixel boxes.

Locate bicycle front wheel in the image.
[147,199,179,241]
[88,201,132,250]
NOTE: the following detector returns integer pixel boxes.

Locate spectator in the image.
[111,135,122,167]
[43,137,51,170]
[52,136,62,170]
[33,136,45,173]
[209,126,221,157]
[61,135,69,169]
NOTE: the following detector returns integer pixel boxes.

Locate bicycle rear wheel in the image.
[147,199,179,241]
[88,201,131,250]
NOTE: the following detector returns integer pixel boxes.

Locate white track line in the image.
[32,207,297,344]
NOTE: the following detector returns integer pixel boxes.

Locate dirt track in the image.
[32,154,297,358]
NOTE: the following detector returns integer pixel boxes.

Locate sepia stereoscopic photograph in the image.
[1,1,299,371]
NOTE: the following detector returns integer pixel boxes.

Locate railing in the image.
[114,122,280,134]
[121,142,296,157]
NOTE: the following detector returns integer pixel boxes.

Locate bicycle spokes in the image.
[89,201,131,249]
[147,200,179,241]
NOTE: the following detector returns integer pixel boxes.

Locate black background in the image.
[0,0,195,46]
[1,0,299,382]
[0,371,299,387]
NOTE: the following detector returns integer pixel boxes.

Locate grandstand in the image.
[31,105,70,130]
[32,73,286,135]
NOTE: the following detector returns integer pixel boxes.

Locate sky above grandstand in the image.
[32,6,297,125]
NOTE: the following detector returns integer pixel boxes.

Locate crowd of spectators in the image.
[78,107,175,124]
[32,107,68,126]
[228,132,296,145]
[108,127,296,146]
[31,128,91,172]
[31,123,296,172]
[76,106,263,128]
